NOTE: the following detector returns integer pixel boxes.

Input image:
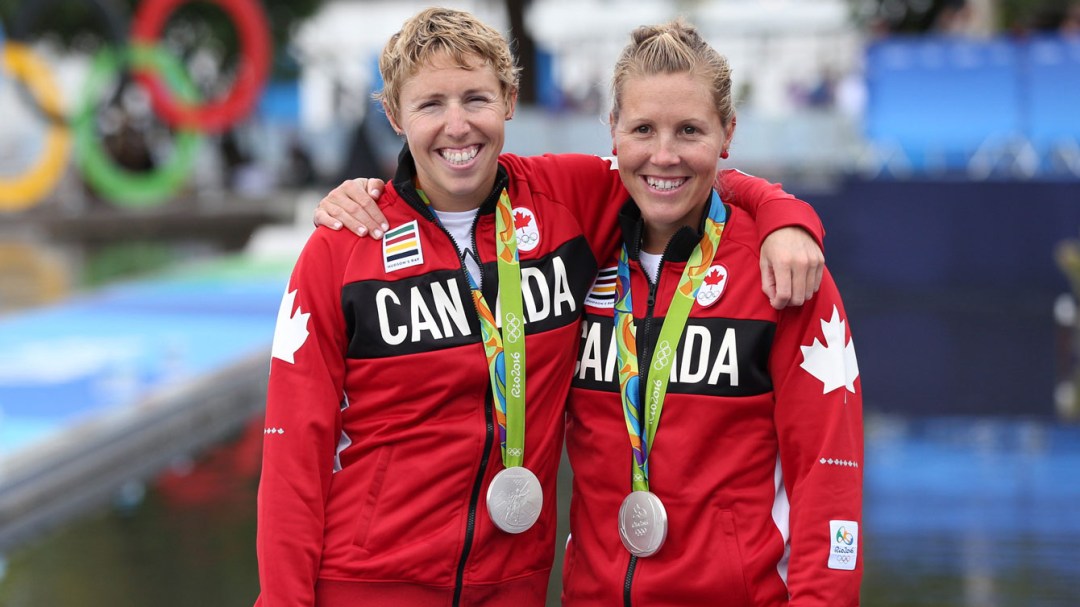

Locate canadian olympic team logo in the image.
[695,264,728,307]
[513,208,541,252]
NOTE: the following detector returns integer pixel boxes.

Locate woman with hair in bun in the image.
[562,20,862,606]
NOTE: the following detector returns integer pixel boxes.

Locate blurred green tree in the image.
[1000,0,1080,31]
[850,0,1080,33]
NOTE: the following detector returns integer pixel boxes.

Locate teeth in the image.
[440,146,479,165]
[646,177,685,191]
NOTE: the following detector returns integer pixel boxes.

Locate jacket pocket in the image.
[716,509,753,605]
[560,533,577,595]
[352,446,394,549]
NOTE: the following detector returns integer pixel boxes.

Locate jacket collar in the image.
[391,143,510,217]
[617,194,726,264]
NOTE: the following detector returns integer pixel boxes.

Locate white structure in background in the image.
[527,0,860,117]
[526,0,864,177]
[290,0,864,178]
[291,0,509,130]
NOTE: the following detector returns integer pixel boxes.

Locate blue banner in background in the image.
[865,35,1080,175]
[802,178,1080,417]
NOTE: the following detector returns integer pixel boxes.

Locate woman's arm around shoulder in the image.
[717,169,826,309]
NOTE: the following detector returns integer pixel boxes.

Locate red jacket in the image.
[563,200,863,606]
[255,150,825,606]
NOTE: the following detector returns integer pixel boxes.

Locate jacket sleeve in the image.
[716,169,825,251]
[769,268,863,606]
[513,153,627,264]
[255,229,350,606]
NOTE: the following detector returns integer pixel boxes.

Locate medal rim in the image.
[618,490,668,557]
[486,466,543,534]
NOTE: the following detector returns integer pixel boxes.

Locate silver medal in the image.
[618,490,668,557]
[486,466,543,534]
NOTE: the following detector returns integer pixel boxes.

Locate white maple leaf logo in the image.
[799,306,859,394]
[272,289,310,364]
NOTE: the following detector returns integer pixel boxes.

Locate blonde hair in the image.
[375,7,521,122]
[610,19,734,126]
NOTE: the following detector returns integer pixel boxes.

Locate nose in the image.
[445,103,469,138]
[651,134,679,166]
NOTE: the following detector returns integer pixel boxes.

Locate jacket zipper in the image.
[446,209,495,606]
[622,555,639,606]
[623,253,663,607]
[453,391,495,606]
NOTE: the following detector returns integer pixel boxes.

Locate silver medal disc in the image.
[486,466,543,534]
[618,490,668,557]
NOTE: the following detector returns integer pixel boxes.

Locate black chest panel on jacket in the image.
[344,236,598,359]
[573,313,775,397]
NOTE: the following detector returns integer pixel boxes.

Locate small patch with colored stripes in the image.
[584,266,618,308]
[383,220,424,272]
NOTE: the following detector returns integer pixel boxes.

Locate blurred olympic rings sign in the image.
[0,0,272,211]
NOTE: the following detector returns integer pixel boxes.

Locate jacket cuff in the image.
[754,198,825,252]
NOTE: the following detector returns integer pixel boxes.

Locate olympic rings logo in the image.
[652,341,672,371]
[0,44,71,211]
[503,313,523,343]
[696,286,720,303]
[0,0,271,211]
[506,447,522,457]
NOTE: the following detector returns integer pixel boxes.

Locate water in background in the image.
[861,415,1080,607]
[0,413,1077,606]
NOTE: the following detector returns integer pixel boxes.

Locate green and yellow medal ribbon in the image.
[613,191,727,492]
[418,188,527,467]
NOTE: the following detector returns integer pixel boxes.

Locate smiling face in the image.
[386,51,516,212]
[612,71,734,253]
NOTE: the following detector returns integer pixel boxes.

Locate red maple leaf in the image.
[514,211,532,230]
[704,267,724,285]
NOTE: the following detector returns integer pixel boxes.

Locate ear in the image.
[608,111,617,147]
[505,89,519,120]
[383,101,404,136]
[722,115,737,156]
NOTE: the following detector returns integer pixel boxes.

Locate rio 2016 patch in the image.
[828,520,859,571]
